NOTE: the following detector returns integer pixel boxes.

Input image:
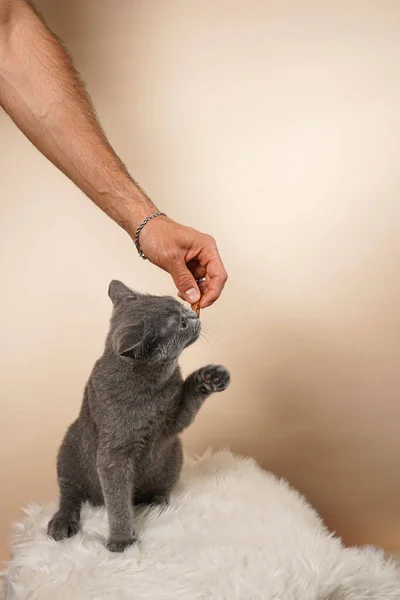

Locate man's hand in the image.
[138,216,227,308]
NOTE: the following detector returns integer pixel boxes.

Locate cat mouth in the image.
[194,320,201,338]
[184,320,201,348]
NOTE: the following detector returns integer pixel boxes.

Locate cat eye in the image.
[180,317,188,329]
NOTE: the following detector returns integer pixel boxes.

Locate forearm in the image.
[97,446,136,550]
[0,0,155,235]
[172,375,209,433]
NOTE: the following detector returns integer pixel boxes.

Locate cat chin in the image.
[184,333,200,349]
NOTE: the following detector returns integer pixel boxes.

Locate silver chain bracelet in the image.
[134,211,167,259]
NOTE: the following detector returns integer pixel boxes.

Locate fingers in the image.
[169,258,201,304]
[177,274,207,302]
[200,258,228,308]
[186,260,207,282]
[176,245,227,308]
[196,241,228,308]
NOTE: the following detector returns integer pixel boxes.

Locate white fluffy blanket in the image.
[3,451,400,600]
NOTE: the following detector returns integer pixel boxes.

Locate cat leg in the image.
[97,447,136,552]
[172,365,230,433]
[47,479,83,541]
[134,439,183,507]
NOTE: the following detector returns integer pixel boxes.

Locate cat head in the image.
[107,280,201,363]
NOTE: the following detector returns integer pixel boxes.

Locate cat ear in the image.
[116,324,145,359]
[108,280,138,304]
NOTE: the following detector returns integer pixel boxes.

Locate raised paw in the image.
[107,535,137,553]
[47,513,80,541]
[197,365,231,394]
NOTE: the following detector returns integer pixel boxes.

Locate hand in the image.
[138,216,228,308]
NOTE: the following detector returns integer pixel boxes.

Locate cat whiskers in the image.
[199,323,221,348]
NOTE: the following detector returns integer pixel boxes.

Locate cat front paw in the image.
[106,534,137,553]
[47,513,80,541]
[197,365,231,394]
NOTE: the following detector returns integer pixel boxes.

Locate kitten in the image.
[47,280,230,552]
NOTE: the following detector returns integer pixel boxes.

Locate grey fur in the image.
[48,280,230,552]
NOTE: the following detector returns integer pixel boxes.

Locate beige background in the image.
[1,0,400,561]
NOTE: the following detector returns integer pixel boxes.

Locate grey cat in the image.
[47,280,230,552]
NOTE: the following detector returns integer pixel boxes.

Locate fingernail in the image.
[185,288,200,303]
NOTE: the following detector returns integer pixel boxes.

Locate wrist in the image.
[133,211,168,259]
[123,202,159,237]
[108,189,158,238]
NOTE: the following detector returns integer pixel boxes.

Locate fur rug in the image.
[3,451,400,600]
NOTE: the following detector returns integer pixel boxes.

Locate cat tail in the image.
[320,575,400,600]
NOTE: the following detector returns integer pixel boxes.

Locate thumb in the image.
[170,260,200,304]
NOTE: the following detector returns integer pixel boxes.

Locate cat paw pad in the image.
[199,365,231,393]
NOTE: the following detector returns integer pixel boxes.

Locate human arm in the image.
[0,0,227,306]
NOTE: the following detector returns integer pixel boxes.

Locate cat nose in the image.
[183,310,198,320]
